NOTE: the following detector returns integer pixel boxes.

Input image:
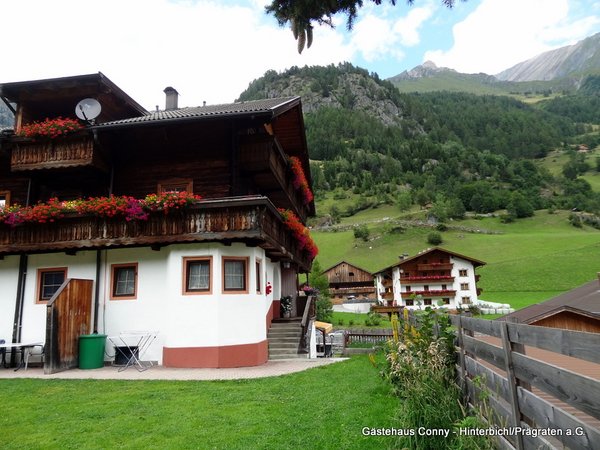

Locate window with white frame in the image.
[460,283,469,290]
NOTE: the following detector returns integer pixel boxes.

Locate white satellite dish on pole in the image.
[75,98,101,124]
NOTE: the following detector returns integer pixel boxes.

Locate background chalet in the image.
[374,247,485,309]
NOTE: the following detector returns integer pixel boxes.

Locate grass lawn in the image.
[0,356,398,450]
[331,311,391,329]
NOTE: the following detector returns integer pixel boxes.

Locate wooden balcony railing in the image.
[405,289,456,297]
[0,196,313,270]
[401,275,454,282]
[10,133,108,172]
[417,263,453,271]
[239,136,310,221]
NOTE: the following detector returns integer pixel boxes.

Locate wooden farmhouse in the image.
[321,261,375,303]
[498,276,600,332]
[374,247,485,309]
[0,72,318,370]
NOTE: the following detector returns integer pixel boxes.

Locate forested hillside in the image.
[0,102,13,128]
[239,64,600,220]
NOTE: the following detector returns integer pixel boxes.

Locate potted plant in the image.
[280,295,292,318]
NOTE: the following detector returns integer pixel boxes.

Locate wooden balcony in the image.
[0,196,313,270]
[401,275,454,282]
[405,289,456,297]
[417,263,453,271]
[239,135,310,221]
[10,133,108,172]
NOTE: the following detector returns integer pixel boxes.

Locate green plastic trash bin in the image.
[79,334,107,369]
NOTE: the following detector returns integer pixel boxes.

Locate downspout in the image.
[93,250,101,333]
[11,178,32,363]
[10,254,28,364]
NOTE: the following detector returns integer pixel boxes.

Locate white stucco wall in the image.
[1,243,281,366]
[0,256,20,343]
[451,257,480,306]
[20,251,97,344]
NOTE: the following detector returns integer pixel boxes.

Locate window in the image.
[158,178,193,194]
[111,263,138,300]
[460,283,469,290]
[423,285,429,291]
[37,268,67,303]
[0,191,10,208]
[348,272,355,277]
[462,296,471,304]
[442,298,450,305]
[405,286,411,292]
[222,257,248,293]
[424,299,432,306]
[405,299,414,306]
[256,259,262,293]
[441,284,447,290]
[183,257,212,294]
[459,269,468,277]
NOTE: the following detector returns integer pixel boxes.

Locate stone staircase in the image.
[268,318,305,360]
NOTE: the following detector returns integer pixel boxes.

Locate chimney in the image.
[163,86,179,110]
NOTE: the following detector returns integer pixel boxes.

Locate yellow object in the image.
[314,321,333,333]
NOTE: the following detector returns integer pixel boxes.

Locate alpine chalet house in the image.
[374,247,485,309]
[321,260,375,303]
[0,73,317,371]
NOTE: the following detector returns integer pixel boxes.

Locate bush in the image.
[353,224,370,241]
[427,231,443,246]
[364,311,382,327]
[316,296,333,322]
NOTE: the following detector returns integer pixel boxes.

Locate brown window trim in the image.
[36,267,68,304]
[110,263,138,301]
[183,256,212,295]
[222,256,249,294]
[158,178,193,194]
[0,190,11,207]
[256,258,262,294]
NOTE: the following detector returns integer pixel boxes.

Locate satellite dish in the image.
[75,98,102,123]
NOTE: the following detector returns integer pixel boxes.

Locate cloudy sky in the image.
[2,0,599,110]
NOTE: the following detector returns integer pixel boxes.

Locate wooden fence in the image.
[344,329,392,346]
[449,314,600,450]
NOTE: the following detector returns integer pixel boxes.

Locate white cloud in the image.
[424,0,600,74]
[1,0,353,109]
[393,6,434,46]
[349,3,434,62]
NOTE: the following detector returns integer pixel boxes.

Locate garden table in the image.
[0,342,44,371]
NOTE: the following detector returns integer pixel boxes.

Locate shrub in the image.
[364,311,382,327]
[353,224,370,241]
[427,231,443,246]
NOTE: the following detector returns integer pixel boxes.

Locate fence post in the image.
[500,320,524,450]
[456,314,468,405]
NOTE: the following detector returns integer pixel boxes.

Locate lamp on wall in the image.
[283,261,291,269]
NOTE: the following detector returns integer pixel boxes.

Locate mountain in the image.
[496,32,600,82]
[389,32,600,95]
[0,102,13,128]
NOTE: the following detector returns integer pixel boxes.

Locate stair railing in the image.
[299,295,316,354]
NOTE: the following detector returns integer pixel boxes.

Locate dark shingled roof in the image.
[498,278,600,323]
[93,97,300,129]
